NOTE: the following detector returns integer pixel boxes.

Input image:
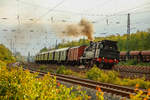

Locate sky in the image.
[0,0,150,56]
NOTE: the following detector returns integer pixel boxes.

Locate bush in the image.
[0,66,89,100]
[86,65,150,89]
[86,65,102,80]
[118,59,138,66]
[0,60,7,68]
[39,65,47,70]
[127,59,138,65]
[96,85,150,100]
[118,60,150,66]
[86,65,119,84]
[0,44,16,63]
[56,65,73,75]
[56,65,66,74]
[136,62,150,66]
[121,78,150,89]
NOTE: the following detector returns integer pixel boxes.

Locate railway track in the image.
[113,65,150,73]
[23,63,150,80]
[113,65,150,80]
[23,67,148,98]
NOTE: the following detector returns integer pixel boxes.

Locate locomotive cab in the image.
[81,40,120,69]
[99,40,119,60]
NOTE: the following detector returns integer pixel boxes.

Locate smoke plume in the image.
[59,18,94,41]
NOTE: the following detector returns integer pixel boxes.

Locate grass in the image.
[55,65,86,78]
[54,65,150,89]
[56,65,73,75]
[118,60,150,66]
[39,65,47,70]
[96,84,150,100]
[29,64,150,89]
[85,65,150,89]
[0,65,89,100]
[56,64,150,99]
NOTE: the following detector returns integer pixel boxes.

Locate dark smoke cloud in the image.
[52,18,94,41]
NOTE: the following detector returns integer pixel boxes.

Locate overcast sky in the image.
[0,0,150,56]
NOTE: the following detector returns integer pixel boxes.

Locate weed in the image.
[96,86,104,100]
[86,65,150,89]
[0,65,89,100]
[130,84,150,100]
[56,65,73,75]
[39,65,47,70]
[118,60,150,66]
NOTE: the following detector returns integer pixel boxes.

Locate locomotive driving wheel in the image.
[98,63,104,69]
[88,60,94,68]
[107,65,113,69]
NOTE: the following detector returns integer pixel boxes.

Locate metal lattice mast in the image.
[127,13,130,57]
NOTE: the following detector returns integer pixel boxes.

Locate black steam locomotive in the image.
[35,40,120,69]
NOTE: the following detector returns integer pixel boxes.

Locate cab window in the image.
[103,45,117,50]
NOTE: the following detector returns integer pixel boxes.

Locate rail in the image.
[23,67,148,98]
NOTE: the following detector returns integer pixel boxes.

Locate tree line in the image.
[0,44,15,63]
[40,29,150,52]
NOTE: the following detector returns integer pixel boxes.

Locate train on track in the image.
[35,40,120,69]
[120,51,150,62]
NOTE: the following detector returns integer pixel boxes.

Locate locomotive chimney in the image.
[90,41,94,46]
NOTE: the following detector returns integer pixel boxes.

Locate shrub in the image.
[56,65,66,74]
[96,86,104,100]
[122,78,150,89]
[86,65,119,84]
[118,60,150,66]
[118,61,126,65]
[39,65,47,70]
[129,84,150,100]
[0,66,89,100]
[136,62,150,66]
[0,60,7,68]
[0,44,16,63]
[86,65,150,89]
[96,85,150,100]
[118,60,137,65]
[56,65,73,75]
[127,59,138,65]
[86,65,102,80]
[48,69,54,73]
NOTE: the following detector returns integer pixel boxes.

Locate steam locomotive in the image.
[35,40,120,69]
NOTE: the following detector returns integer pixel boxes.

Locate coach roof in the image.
[54,47,69,52]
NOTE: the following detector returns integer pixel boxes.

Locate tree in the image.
[0,44,15,63]
[40,47,48,53]
[45,28,150,51]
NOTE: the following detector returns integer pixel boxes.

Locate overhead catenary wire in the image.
[108,2,150,16]
[94,8,150,24]
[0,0,149,22]
[14,0,150,20]
[32,0,67,24]
[1,0,149,33]
[0,0,150,55]
[12,0,65,53]
[79,0,113,17]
